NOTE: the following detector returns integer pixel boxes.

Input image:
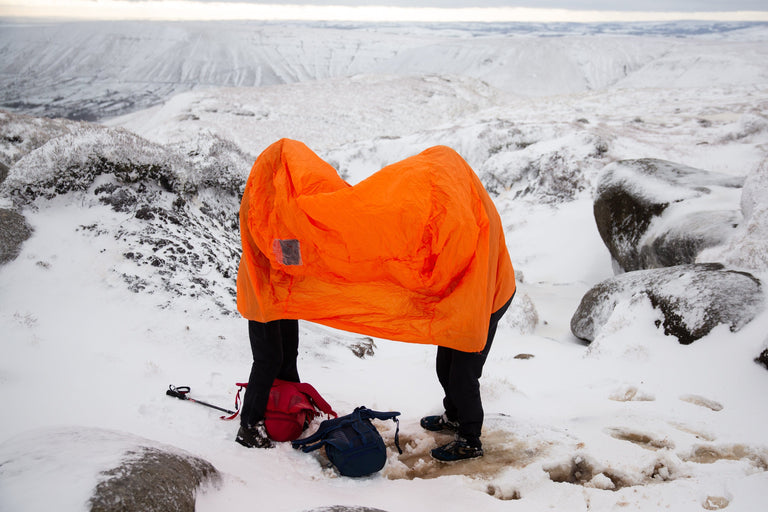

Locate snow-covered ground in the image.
[1,19,768,512]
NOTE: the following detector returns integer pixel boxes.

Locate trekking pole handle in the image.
[166,385,191,400]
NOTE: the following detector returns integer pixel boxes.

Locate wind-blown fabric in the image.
[237,139,515,352]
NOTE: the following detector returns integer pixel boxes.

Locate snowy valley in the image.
[1,19,768,512]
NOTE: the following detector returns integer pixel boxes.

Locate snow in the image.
[2,19,768,512]
[700,157,768,271]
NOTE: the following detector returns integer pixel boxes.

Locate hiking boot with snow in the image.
[236,421,274,449]
[431,435,483,462]
[420,413,459,433]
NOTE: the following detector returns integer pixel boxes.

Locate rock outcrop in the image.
[0,116,250,312]
[577,158,766,346]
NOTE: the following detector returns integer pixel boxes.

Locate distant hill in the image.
[1,19,766,121]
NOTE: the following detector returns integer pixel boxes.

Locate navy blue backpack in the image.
[292,406,402,477]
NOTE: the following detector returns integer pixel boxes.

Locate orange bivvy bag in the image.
[237,139,516,353]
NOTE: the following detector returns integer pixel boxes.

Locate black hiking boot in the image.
[431,435,483,462]
[236,421,274,449]
[420,413,459,433]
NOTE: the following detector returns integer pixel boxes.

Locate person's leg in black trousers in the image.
[236,319,300,448]
[430,295,513,460]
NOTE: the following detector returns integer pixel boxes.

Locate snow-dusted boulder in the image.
[0,427,220,512]
[501,290,539,334]
[593,159,743,272]
[90,446,219,512]
[698,158,768,272]
[0,208,31,264]
[570,263,763,345]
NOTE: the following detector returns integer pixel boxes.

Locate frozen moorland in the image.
[1,19,768,512]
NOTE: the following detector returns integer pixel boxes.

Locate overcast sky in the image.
[2,0,767,22]
[159,0,768,10]
[192,0,768,11]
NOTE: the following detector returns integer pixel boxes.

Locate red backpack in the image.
[229,380,337,442]
[266,379,337,441]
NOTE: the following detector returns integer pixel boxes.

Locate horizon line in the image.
[2,1,768,23]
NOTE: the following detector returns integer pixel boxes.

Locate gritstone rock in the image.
[0,427,220,512]
[593,158,743,272]
[570,263,764,345]
[90,445,220,512]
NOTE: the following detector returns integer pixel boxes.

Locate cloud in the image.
[2,0,766,22]
[150,0,768,12]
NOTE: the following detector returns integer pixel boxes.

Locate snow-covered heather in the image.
[1,19,768,512]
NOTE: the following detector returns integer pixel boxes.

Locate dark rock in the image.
[349,337,377,358]
[0,207,32,264]
[0,160,8,184]
[593,158,743,272]
[756,346,768,371]
[135,205,156,220]
[90,446,220,512]
[571,263,764,345]
[99,187,137,213]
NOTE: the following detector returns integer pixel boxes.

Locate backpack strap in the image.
[291,434,326,453]
[291,414,352,452]
[219,382,249,421]
[356,407,403,454]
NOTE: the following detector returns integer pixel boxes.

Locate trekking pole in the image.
[166,384,237,416]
